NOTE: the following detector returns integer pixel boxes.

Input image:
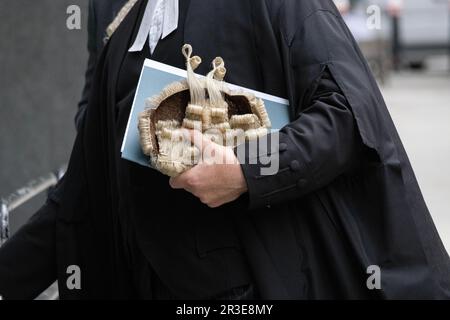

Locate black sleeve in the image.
[236,2,388,211]
[237,69,363,210]
[75,0,98,131]
[0,200,57,300]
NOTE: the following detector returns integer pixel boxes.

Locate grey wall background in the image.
[0,0,89,230]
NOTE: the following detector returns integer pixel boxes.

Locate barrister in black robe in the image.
[13,0,450,299]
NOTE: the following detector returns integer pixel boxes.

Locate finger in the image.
[208,202,222,209]
[169,169,198,194]
[183,129,212,151]
[169,176,185,189]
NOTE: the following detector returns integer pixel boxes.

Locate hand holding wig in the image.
[138,44,271,177]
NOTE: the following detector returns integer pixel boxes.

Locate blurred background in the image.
[0,0,449,272]
[0,0,88,236]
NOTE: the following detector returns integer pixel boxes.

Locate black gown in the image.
[55,0,450,300]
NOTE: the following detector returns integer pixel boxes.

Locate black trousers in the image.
[0,200,58,300]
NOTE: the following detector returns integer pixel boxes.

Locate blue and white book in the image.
[121,59,291,167]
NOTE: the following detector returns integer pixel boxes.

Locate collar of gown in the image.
[129,0,179,54]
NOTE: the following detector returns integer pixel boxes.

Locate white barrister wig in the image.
[138,44,271,177]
